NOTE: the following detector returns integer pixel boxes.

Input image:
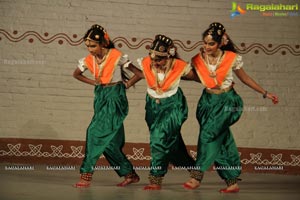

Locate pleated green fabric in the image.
[80,83,134,177]
[145,88,195,177]
[195,88,243,180]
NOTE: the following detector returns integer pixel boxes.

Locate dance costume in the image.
[77,49,136,179]
[139,56,195,184]
[191,51,243,185]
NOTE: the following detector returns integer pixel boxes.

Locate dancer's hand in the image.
[266,92,279,104]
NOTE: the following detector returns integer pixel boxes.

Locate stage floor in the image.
[0,164,299,200]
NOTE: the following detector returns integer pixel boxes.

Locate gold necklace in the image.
[152,59,172,95]
[93,49,109,84]
[95,48,108,64]
[206,51,221,65]
[206,51,222,78]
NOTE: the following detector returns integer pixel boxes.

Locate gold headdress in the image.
[149,34,176,59]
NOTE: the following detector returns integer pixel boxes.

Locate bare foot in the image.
[143,184,161,190]
[73,179,91,188]
[183,178,200,190]
[219,183,240,193]
[117,175,140,187]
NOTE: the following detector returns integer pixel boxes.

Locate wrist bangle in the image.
[263,91,268,98]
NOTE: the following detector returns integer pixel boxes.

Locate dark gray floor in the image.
[1,164,300,200]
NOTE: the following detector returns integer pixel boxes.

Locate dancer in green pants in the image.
[183,22,279,193]
[73,24,142,188]
[137,34,199,190]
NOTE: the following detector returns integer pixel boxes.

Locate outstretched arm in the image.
[234,68,278,104]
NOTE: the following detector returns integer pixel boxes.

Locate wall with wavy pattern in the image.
[0,0,299,156]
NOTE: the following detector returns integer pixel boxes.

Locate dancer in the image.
[183,22,278,193]
[73,24,142,188]
[137,34,198,190]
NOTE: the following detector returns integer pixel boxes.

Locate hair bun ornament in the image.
[149,34,175,57]
[155,34,173,46]
[90,24,110,46]
[209,22,226,36]
[103,32,110,44]
[222,33,229,46]
[91,24,105,32]
[169,47,176,56]
[84,24,108,44]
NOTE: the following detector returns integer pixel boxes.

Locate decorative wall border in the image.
[0,138,299,175]
[0,29,299,56]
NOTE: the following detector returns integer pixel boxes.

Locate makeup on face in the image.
[151,56,168,68]
[85,40,104,57]
[203,35,220,56]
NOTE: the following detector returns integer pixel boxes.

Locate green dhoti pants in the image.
[145,87,195,177]
[80,83,134,177]
[195,88,243,180]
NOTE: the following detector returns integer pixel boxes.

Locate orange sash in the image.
[141,56,188,93]
[84,49,122,84]
[192,51,237,88]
